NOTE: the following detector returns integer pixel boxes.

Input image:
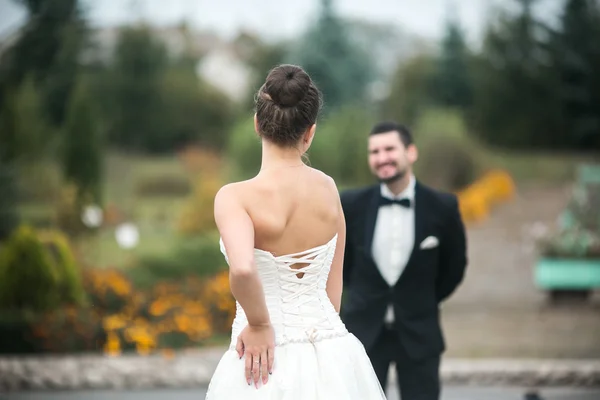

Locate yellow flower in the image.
[104,332,121,356]
[149,299,171,317]
[102,315,126,331]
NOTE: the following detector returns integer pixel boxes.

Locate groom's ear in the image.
[407,143,418,164]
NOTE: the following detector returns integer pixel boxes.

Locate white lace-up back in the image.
[219,234,348,348]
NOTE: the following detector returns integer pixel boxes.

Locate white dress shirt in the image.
[371,175,416,323]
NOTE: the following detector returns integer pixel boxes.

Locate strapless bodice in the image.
[219,235,348,348]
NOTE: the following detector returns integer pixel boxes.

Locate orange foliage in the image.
[29,268,235,355]
[457,169,516,223]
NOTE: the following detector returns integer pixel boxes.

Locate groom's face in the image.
[368,131,414,183]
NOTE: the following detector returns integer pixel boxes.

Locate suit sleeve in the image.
[436,194,468,303]
[340,191,354,289]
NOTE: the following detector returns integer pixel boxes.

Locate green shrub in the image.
[538,177,600,259]
[411,108,482,191]
[29,307,106,353]
[176,174,221,236]
[0,225,61,312]
[38,229,86,306]
[415,137,479,192]
[309,105,374,186]
[0,310,42,354]
[127,231,225,289]
[225,116,262,181]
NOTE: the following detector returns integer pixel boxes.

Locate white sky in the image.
[0,0,565,45]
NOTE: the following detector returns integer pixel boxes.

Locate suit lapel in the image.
[411,181,427,257]
[363,185,380,261]
[395,181,427,286]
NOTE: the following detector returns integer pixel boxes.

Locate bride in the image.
[206,64,386,399]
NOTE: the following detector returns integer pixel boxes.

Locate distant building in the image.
[195,44,252,103]
[84,24,252,103]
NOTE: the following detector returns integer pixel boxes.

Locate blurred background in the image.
[0,0,599,385]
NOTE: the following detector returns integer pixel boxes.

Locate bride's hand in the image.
[235,323,275,387]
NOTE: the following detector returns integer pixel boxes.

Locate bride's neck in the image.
[260,140,304,171]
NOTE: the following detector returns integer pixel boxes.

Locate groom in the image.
[340,121,468,400]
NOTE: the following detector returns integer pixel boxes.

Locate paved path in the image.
[440,184,600,359]
[4,386,600,400]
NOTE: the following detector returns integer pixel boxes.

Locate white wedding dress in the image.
[205,234,387,399]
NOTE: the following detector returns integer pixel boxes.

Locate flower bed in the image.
[533,164,600,299]
[27,268,235,355]
[456,169,516,223]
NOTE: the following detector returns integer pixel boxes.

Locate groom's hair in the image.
[370,121,413,148]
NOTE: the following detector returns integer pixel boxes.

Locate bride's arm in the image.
[214,185,270,327]
[326,181,346,314]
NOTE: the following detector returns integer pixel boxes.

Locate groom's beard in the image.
[376,166,407,184]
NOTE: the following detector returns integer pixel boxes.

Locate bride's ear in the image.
[254,113,260,136]
[304,124,316,147]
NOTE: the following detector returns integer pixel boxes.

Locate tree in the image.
[468,0,563,148]
[106,25,168,152]
[234,32,287,110]
[287,0,374,112]
[551,0,600,149]
[2,0,88,127]
[433,11,473,109]
[380,53,437,125]
[0,76,52,165]
[159,67,235,151]
[0,162,19,241]
[62,77,103,204]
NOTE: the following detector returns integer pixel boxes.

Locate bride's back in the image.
[240,165,340,256]
[223,64,341,258]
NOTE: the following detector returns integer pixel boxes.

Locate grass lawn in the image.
[18,151,194,268]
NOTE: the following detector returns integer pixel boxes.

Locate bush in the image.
[81,267,233,355]
[415,137,479,192]
[538,228,600,259]
[309,105,374,185]
[127,231,225,289]
[456,169,516,223]
[177,174,222,236]
[0,311,42,354]
[410,108,483,192]
[38,229,86,305]
[0,225,61,312]
[225,116,262,180]
[82,267,132,314]
[28,307,106,353]
[538,176,600,259]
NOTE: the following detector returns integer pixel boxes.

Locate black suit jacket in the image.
[340,181,467,361]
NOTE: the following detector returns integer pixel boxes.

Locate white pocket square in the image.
[419,236,439,250]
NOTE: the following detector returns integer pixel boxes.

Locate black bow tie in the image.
[379,196,411,208]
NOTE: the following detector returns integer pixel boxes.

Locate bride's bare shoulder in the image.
[214,180,254,205]
[308,167,339,191]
